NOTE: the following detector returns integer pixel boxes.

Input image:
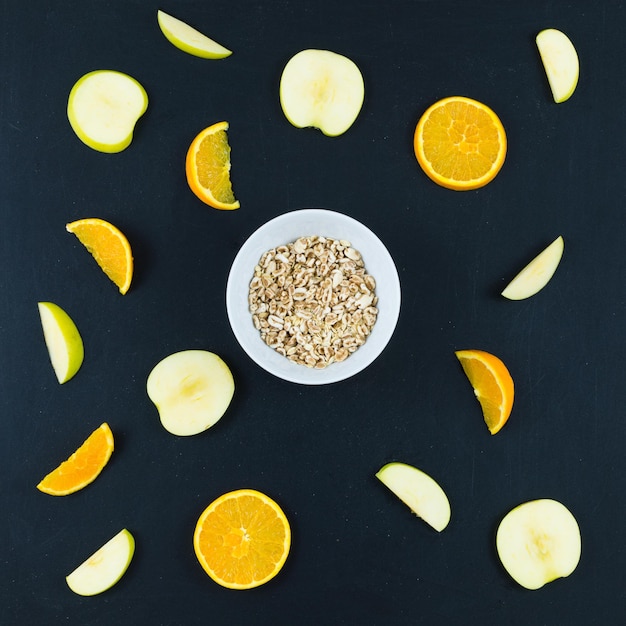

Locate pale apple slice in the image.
[157,10,232,59]
[147,350,234,436]
[37,302,84,384]
[279,49,365,137]
[536,29,579,103]
[376,462,451,532]
[67,70,148,153]
[66,529,135,596]
[501,236,564,300]
[496,499,581,590]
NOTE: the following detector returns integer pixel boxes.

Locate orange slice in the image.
[185,121,240,210]
[66,218,133,294]
[455,349,514,435]
[414,96,507,190]
[37,423,114,495]
[193,488,291,589]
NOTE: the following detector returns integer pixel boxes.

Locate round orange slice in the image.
[66,218,133,294]
[455,349,514,435]
[414,96,507,190]
[37,423,114,495]
[185,121,240,210]
[193,488,291,589]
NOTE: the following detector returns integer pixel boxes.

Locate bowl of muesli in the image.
[226,209,401,384]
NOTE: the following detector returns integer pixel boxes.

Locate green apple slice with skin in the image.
[496,499,581,590]
[147,350,234,436]
[536,29,579,103]
[66,529,135,596]
[279,49,365,137]
[376,462,451,532]
[501,236,564,300]
[157,10,232,59]
[67,70,148,153]
[37,302,84,384]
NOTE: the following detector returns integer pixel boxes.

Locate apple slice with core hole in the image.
[279,49,365,137]
[501,235,564,300]
[147,350,234,436]
[37,302,84,384]
[67,70,148,153]
[376,462,451,532]
[157,10,232,59]
[66,529,135,596]
[536,29,579,103]
[496,499,581,590]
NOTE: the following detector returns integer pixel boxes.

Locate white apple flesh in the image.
[37,302,84,384]
[496,499,581,590]
[67,70,148,153]
[279,49,365,137]
[376,462,451,532]
[536,29,579,103]
[147,350,234,436]
[66,529,135,596]
[501,235,564,300]
[157,10,232,59]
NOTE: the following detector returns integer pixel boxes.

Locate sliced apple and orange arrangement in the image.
[39,14,582,596]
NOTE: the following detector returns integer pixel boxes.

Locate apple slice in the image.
[37,302,84,384]
[147,350,234,436]
[279,49,365,137]
[157,10,232,59]
[536,29,579,103]
[376,462,451,532]
[67,70,148,153]
[501,236,564,300]
[66,529,135,596]
[496,499,581,590]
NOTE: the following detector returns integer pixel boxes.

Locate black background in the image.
[2,0,625,624]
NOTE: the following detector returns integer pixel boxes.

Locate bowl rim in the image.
[225,208,401,385]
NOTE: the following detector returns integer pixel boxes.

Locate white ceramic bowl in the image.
[226,209,401,384]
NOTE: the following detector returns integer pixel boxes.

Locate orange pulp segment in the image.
[455,349,514,435]
[193,488,291,589]
[185,121,240,210]
[66,218,133,294]
[414,96,507,190]
[37,423,114,495]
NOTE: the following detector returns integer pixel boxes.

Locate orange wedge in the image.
[185,121,240,210]
[414,96,507,190]
[66,218,133,294]
[37,423,114,495]
[455,349,514,435]
[193,489,291,589]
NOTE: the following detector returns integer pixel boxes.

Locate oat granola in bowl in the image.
[226,209,401,384]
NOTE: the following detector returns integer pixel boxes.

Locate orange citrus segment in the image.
[455,349,514,435]
[66,218,133,294]
[414,96,507,190]
[185,121,240,210]
[193,489,291,589]
[37,423,114,495]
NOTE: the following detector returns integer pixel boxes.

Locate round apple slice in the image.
[279,49,365,137]
[501,236,564,300]
[147,350,234,436]
[37,302,84,384]
[66,529,135,596]
[157,10,232,59]
[496,499,581,590]
[376,462,451,532]
[536,29,579,103]
[67,70,148,153]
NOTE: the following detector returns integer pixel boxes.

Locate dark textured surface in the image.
[2,1,625,624]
